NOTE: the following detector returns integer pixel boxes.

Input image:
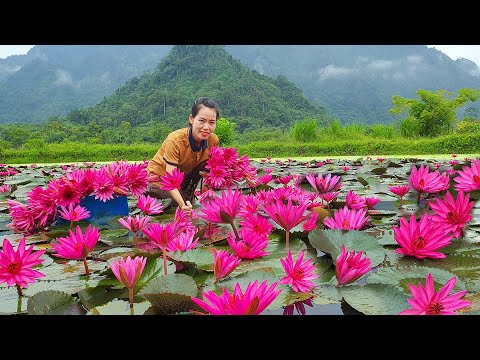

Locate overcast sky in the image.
[1,45,480,68]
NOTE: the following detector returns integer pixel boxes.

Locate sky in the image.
[1,45,480,68]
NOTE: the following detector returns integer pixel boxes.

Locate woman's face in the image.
[189,105,217,144]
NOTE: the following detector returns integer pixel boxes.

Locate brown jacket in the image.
[147,127,219,186]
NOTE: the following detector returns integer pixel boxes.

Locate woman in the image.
[145,97,219,214]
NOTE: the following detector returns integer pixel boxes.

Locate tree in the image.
[215,117,236,146]
[389,88,480,137]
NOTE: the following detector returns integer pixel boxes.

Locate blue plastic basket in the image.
[56,195,129,225]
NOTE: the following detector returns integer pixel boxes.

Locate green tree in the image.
[389,88,480,137]
[215,117,236,146]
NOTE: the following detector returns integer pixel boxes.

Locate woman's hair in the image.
[191,97,220,120]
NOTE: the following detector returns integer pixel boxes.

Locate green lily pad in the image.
[308,228,389,267]
[136,256,176,287]
[23,275,108,296]
[168,248,214,268]
[27,290,82,315]
[366,265,466,295]
[88,299,151,315]
[139,273,201,314]
[77,286,126,311]
[339,283,409,315]
[4,174,37,186]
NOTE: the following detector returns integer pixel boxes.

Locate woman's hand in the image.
[181,200,193,215]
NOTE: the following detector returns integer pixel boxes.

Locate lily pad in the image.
[339,283,409,315]
[139,273,201,314]
[27,290,82,315]
[308,228,389,267]
[365,265,466,295]
[88,299,151,315]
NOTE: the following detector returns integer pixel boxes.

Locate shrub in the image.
[456,118,480,134]
[370,124,396,139]
[291,118,318,142]
[400,116,421,138]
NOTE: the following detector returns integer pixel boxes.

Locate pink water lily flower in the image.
[335,244,372,287]
[137,194,164,215]
[262,198,310,250]
[364,196,381,209]
[409,164,450,204]
[191,280,282,315]
[323,206,369,231]
[110,256,147,309]
[167,228,198,252]
[200,188,243,239]
[92,168,116,202]
[393,213,453,259]
[118,215,150,243]
[346,190,366,210]
[213,249,241,284]
[388,185,410,206]
[305,173,342,195]
[280,250,320,293]
[399,273,471,315]
[0,238,46,295]
[227,228,269,259]
[51,224,100,275]
[158,167,184,191]
[125,162,149,196]
[58,203,90,230]
[453,160,480,192]
[283,297,314,315]
[429,190,474,238]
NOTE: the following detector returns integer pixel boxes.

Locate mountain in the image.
[65,45,331,133]
[1,45,479,126]
[0,45,173,123]
[226,45,480,123]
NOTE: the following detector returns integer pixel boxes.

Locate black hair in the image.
[191,97,220,120]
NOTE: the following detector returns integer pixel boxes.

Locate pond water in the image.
[1,158,480,315]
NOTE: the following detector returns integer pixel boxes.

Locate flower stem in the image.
[133,231,138,244]
[129,287,134,312]
[230,221,240,241]
[163,246,168,275]
[16,284,22,297]
[286,230,290,251]
[83,257,90,276]
[17,293,22,313]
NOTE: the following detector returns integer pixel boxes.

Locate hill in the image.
[67,45,331,133]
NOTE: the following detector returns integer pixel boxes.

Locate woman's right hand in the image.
[181,200,193,215]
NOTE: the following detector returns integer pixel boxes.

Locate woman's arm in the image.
[165,163,192,214]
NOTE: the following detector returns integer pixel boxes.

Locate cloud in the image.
[0,64,21,75]
[366,59,394,71]
[54,69,74,86]
[317,64,355,80]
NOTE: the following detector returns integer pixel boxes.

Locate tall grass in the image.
[2,133,479,164]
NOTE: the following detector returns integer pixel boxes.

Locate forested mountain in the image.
[64,45,331,133]
[0,45,173,123]
[226,45,480,124]
[0,44,479,125]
